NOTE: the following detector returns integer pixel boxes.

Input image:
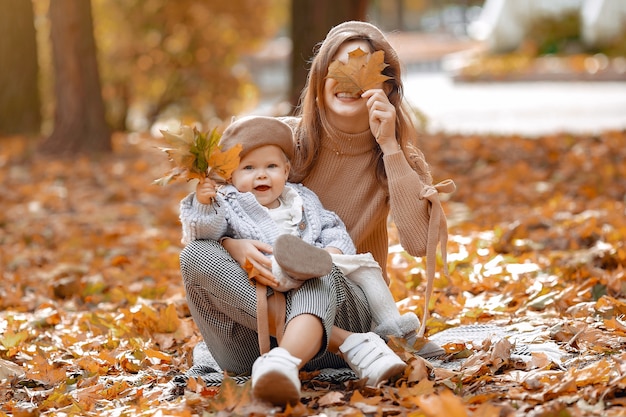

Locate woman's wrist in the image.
[379,140,401,155]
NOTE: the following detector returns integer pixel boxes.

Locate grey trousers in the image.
[179,239,372,375]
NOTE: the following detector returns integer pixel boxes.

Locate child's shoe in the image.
[374,312,420,342]
[339,332,406,386]
[374,313,445,358]
[273,234,332,280]
[251,347,302,405]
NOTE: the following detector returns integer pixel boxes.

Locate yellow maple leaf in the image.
[326,47,392,95]
[154,125,242,186]
[208,142,243,183]
[155,303,181,333]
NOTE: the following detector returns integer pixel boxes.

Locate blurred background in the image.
[1,0,626,154]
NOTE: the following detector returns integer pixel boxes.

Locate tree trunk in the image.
[42,0,111,155]
[289,0,367,110]
[0,0,41,136]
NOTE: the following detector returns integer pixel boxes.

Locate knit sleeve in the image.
[383,151,431,257]
[297,184,356,255]
[318,208,357,255]
[179,192,228,245]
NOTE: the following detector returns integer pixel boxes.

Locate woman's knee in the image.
[179,240,223,284]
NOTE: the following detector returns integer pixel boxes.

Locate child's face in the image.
[230,145,290,209]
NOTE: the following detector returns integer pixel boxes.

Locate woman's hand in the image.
[362,88,399,155]
[222,238,279,287]
[196,177,218,205]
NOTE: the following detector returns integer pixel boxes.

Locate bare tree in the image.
[0,0,41,136]
[289,0,367,109]
[42,0,111,154]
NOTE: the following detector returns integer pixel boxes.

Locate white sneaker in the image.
[339,332,406,386]
[251,347,302,405]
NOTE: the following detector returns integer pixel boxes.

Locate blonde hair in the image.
[291,21,432,186]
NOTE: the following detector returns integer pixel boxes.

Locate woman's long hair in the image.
[291,20,432,186]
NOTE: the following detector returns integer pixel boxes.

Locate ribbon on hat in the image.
[417,178,456,337]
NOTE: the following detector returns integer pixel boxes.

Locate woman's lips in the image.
[336,92,361,99]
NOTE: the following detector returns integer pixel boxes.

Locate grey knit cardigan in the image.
[179,182,356,255]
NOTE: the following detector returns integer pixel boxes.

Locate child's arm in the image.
[179,179,229,245]
[318,209,356,255]
[296,183,356,255]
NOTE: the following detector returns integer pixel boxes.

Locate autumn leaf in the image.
[243,258,262,283]
[326,47,392,95]
[156,303,181,333]
[414,390,469,417]
[154,125,242,186]
[25,350,68,386]
[207,376,252,412]
[208,142,243,183]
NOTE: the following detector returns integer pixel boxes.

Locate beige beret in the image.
[219,116,294,160]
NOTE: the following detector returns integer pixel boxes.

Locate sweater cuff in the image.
[383,151,420,181]
[192,194,220,215]
[328,240,356,256]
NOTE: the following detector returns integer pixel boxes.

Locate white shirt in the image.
[267,187,304,236]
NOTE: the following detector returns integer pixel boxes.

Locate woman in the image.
[179,20,453,406]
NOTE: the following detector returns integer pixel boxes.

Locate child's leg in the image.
[279,314,324,365]
[331,253,445,357]
[330,253,419,338]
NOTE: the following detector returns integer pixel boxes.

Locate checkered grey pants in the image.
[180,239,373,375]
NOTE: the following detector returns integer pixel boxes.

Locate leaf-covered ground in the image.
[1,129,625,416]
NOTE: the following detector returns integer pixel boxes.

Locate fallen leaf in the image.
[414,390,469,417]
[0,358,25,379]
[208,376,252,412]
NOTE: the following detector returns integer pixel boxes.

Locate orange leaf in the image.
[26,351,67,386]
[243,258,262,282]
[414,390,469,417]
[156,303,181,333]
[154,125,240,186]
[208,375,252,412]
[326,47,392,95]
[208,143,243,182]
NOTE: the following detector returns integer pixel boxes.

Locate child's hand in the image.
[325,247,343,255]
[196,177,218,205]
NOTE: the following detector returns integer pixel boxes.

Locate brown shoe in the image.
[273,235,332,280]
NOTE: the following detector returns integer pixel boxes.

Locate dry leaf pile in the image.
[1,129,626,416]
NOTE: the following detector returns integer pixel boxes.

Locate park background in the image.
[1,0,626,415]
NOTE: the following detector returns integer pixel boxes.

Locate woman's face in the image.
[323,39,381,133]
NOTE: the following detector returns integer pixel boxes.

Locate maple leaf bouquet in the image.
[154,125,242,189]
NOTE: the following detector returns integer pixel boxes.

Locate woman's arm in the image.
[384,151,431,256]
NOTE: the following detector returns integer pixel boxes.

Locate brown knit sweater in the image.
[281,117,432,281]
